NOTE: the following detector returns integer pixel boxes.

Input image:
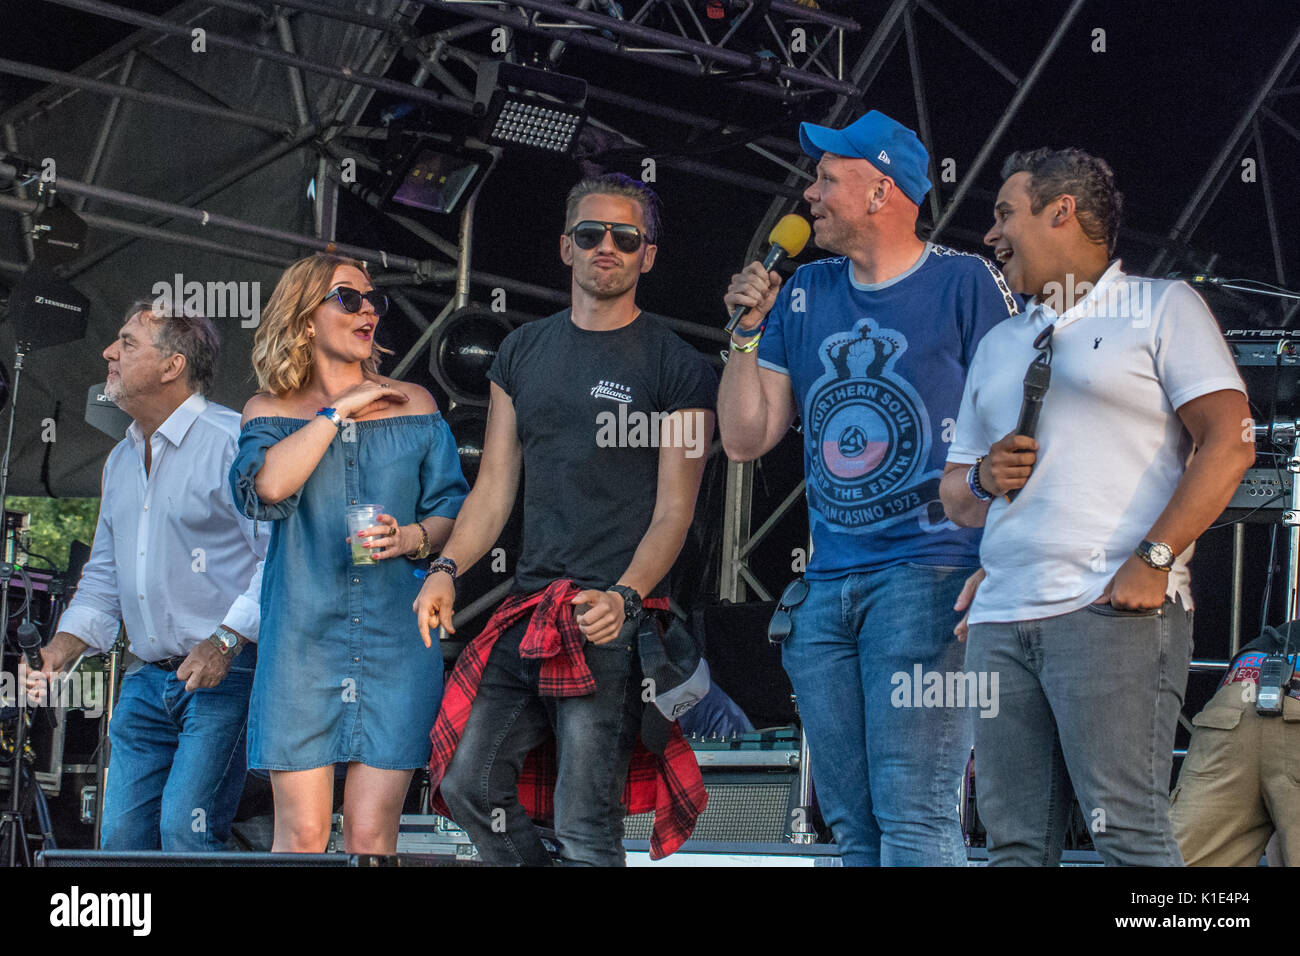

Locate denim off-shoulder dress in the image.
[229,413,468,771]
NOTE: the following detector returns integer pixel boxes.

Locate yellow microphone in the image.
[727,214,812,332]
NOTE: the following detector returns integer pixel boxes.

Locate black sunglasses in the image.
[1032,322,1055,362]
[322,287,389,318]
[767,578,810,646]
[567,220,644,253]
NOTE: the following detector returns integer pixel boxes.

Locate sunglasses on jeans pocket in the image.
[322,287,389,318]
[567,220,644,253]
[768,578,810,645]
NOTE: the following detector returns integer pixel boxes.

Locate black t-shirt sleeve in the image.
[485,326,520,398]
[657,338,719,414]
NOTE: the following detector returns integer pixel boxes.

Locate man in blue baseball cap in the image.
[717,110,1020,865]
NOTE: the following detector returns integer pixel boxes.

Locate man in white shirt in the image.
[940,148,1253,865]
[24,300,265,851]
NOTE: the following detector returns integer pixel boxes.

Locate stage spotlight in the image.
[429,306,514,407]
[474,61,587,155]
[380,133,495,217]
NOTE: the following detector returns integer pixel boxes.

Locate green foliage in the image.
[8,496,100,571]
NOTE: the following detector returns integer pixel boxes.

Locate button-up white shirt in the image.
[57,393,266,661]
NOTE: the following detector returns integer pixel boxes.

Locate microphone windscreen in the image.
[768,214,811,258]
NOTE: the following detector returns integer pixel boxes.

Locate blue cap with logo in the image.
[799,110,932,205]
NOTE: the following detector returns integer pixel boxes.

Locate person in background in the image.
[26,300,264,851]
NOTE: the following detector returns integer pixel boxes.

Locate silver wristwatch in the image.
[207,627,243,656]
[1135,540,1175,572]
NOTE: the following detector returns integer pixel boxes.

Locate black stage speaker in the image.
[623,769,799,844]
[6,264,88,351]
[85,383,133,441]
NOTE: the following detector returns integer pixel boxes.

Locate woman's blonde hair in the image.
[251,253,393,395]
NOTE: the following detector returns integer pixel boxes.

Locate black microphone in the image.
[17,622,43,673]
[1006,355,1051,502]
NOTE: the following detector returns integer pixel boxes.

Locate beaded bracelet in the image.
[967,457,994,502]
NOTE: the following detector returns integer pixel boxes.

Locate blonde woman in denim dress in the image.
[230,253,468,853]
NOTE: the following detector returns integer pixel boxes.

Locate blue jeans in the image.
[101,645,255,851]
[781,563,976,866]
[440,617,641,866]
[966,599,1193,866]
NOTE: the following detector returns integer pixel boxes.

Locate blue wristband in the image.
[317,407,343,428]
[967,461,993,502]
[732,322,764,338]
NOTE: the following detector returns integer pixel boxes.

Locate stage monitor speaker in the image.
[6,264,89,351]
[85,383,132,441]
[622,770,798,844]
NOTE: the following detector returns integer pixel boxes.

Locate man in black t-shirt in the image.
[413,173,717,865]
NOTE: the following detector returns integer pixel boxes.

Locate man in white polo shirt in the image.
[940,148,1253,865]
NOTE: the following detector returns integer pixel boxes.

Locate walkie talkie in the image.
[1256,654,1294,716]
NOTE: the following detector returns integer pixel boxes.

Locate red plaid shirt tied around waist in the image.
[428,579,707,860]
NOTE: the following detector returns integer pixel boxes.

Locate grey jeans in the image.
[966,598,1193,866]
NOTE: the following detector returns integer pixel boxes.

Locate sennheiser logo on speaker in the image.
[33,296,85,313]
[49,886,151,936]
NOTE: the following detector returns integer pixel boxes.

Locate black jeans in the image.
[440,616,642,865]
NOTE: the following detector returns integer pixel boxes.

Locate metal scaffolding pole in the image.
[74,51,137,214]
[214,0,405,33]
[63,121,324,280]
[0,193,294,269]
[929,0,1086,242]
[2,124,35,262]
[1147,24,1300,276]
[430,43,807,196]
[39,0,466,113]
[0,57,294,135]
[417,0,853,102]
[0,160,430,273]
[903,7,940,227]
[275,12,313,128]
[478,0,861,86]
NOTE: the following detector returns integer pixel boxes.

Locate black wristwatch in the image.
[607,584,643,621]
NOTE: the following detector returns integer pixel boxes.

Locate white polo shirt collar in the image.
[1023,259,1126,335]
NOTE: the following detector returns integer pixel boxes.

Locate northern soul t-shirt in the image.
[757,243,1020,578]
[486,309,718,596]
